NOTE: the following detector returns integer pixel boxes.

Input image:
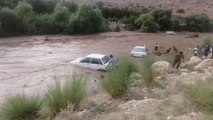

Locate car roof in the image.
[133,46,146,49]
[86,54,106,59]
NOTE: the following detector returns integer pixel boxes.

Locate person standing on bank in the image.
[173,51,184,69]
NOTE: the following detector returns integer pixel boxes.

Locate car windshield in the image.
[133,48,146,52]
[101,56,110,64]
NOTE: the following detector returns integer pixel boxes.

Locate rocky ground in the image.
[55,57,213,120]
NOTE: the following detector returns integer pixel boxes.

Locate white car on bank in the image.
[130,46,149,58]
[71,54,118,71]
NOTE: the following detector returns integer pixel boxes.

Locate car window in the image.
[133,48,146,52]
[101,56,110,64]
[80,58,91,63]
[91,58,101,65]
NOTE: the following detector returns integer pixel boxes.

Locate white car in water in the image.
[130,46,149,58]
[71,54,118,71]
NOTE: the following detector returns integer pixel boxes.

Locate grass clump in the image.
[183,78,213,114]
[202,37,213,47]
[41,73,87,117]
[102,59,136,98]
[162,51,176,64]
[140,56,156,88]
[0,94,41,120]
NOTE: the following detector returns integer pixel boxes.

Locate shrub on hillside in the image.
[176,9,185,14]
[52,4,70,33]
[0,0,21,8]
[135,14,159,32]
[151,8,172,30]
[0,7,25,34]
[183,78,213,114]
[41,73,86,117]
[0,94,41,120]
[186,14,211,32]
[68,5,108,34]
[102,59,136,98]
[101,7,139,19]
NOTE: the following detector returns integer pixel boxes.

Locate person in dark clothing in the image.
[165,48,171,54]
[173,51,184,69]
[211,44,213,58]
[204,45,210,57]
[173,46,178,53]
[154,43,158,51]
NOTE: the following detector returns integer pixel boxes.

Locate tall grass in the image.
[162,51,176,64]
[202,37,213,47]
[183,78,213,114]
[140,57,156,88]
[0,94,41,120]
[102,59,136,98]
[41,73,87,117]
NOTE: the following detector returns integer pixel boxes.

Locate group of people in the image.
[193,44,213,59]
[154,43,184,69]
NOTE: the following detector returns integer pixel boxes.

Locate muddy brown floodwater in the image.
[0,31,212,103]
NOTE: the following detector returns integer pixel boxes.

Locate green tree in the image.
[186,14,211,32]
[172,15,186,31]
[52,4,70,32]
[15,1,34,33]
[135,14,159,32]
[0,7,25,34]
[151,8,172,30]
[68,5,108,34]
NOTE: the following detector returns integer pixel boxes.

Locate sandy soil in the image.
[0,31,212,102]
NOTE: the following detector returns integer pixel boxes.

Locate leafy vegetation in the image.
[140,57,156,88]
[183,78,213,114]
[0,94,41,120]
[135,14,159,32]
[41,73,86,117]
[202,37,213,47]
[67,5,108,34]
[102,59,136,98]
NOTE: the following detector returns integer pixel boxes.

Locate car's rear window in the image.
[133,48,146,52]
[101,56,110,64]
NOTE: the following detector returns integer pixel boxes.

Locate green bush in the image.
[14,1,34,33]
[202,37,213,47]
[102,59,136,98]
[162,51,176,64]
[183,78,213,113]
[68,5,108,34]
[0,94,41,120]
[32,14,55,34]
[121,15,138,31]
[62,1,78,13]
[52,4,70,33]
[140,57,156,88]
[29,0,57,14]
[172,15,186,31]
[186,14,211,32]
[0,7,25,34]
[135,14,159,32]
[0,0,21,8]
[151,8,172,30]
[41,73,86,117]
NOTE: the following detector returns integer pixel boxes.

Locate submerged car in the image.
[71,54,118,71]
[130,46,149,58]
